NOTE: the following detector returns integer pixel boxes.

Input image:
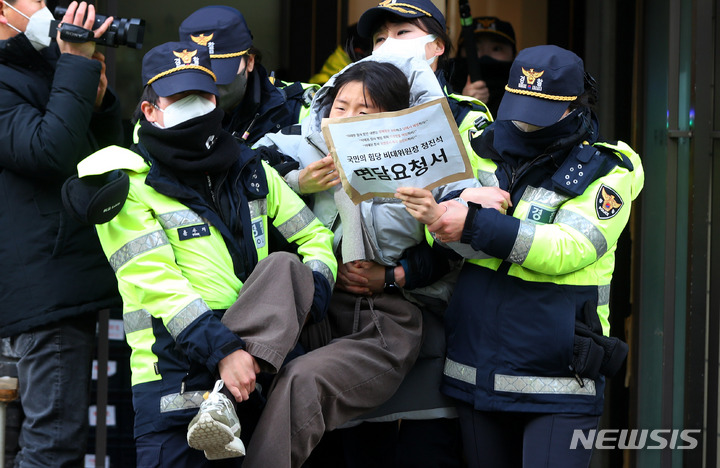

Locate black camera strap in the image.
[56,23,95,43]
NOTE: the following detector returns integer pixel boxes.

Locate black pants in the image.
[457,403,599,468]
[340,418,465,468]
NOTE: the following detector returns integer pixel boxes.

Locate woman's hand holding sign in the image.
[298,155,340,194]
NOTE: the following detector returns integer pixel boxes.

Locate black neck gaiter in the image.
[138,107,239,176]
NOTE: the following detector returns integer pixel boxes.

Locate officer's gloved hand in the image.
[571,331,604,380]
[256,147,300,177]
[572,320,629,379]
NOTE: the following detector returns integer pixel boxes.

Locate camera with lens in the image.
[50,7,145,49]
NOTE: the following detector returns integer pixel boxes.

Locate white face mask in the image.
[154,94,216,128]
[372,34,438,66]
[512,121,545,132]
[5,3,54,51]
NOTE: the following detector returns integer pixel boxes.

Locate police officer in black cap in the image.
[179,5,318,147]
[451,16,517,116]
[73,39,336,467]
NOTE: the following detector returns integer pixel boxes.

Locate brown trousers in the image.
[221,252,316,373]
[242,289,423,468]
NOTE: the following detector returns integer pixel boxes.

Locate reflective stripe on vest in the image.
[160,390,208,413]
[444,358,596,396]
[124,309,152,334]
[494,373,596,396]
[444,357,477,385]
[522,186,570,211]
[554,209,608,257]
[158,210,204,229]
[277,205,316,240]
[598,284,610,306]
[109,230,169,272]
[166,298,210,340]
[477,169,499,188]
[306,259,335,290]
[507,222,535,265]
[249,199,267,219]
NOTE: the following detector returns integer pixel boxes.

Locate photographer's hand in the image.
[92,51,108,110]
[57,1,113,59]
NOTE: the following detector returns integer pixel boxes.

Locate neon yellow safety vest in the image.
[79,146,337,387]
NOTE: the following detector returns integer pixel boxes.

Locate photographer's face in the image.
[0,0,46,37]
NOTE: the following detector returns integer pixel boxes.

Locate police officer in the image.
[75,41,336,467]
[179,6,318,146]
[450,16,517,117]
[396,45,644,468]
[357,0,493,166]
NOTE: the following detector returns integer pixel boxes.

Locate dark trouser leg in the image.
[523,413,599,468]
[396,418,465,468]
[136,429,243,468]
[340,421,398,468]
[457,403,600,468]
[457,405,523,468]
[10,316,95,468]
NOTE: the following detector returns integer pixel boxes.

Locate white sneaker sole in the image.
[187,412,246,459]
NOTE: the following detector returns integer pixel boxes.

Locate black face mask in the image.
[217,60,248,112]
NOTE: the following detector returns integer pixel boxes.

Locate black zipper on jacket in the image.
[494,152,553,276]
[206,173,217,207]
[500,152,554,197]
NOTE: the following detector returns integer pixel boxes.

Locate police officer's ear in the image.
[140,101,160,123]
[244,54,255,74]
[0,1,10,27]
[429,37,445,60]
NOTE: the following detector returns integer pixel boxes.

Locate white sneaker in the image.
[187,380,246,459]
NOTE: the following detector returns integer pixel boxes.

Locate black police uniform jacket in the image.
[0,34,123,337]
[440,112,643,416]
[223,63,312,146]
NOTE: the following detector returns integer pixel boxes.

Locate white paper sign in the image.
[322,98,474,204]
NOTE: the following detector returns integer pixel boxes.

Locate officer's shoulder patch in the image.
[596,184,623,219]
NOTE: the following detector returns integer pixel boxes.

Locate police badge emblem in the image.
[596,185,623,219]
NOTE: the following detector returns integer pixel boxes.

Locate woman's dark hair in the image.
[247,46,262,65]
[370,14,453,69]
[131,85,160,125]
[344,23,373,62]
[568,72,599,113]
[326,61,410,113]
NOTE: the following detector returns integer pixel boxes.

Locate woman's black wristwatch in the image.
[384,266,398,293]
